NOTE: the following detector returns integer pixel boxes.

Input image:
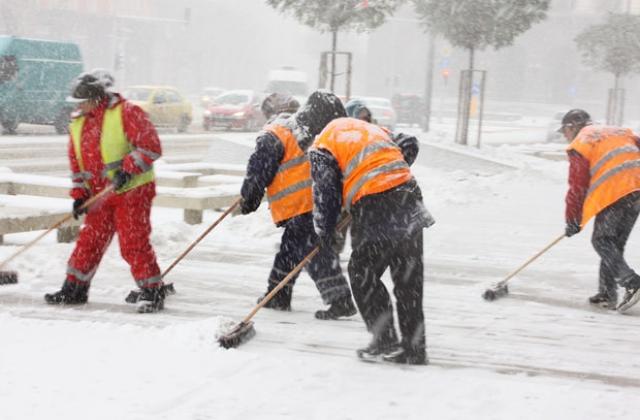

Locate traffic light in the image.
[441,68,449,84]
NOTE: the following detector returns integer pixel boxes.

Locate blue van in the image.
[0,36,83,134]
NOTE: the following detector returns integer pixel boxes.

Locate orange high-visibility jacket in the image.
[313,117,412,210]
[568,125,640,226]
[265,123,313,223]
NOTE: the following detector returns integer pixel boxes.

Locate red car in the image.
[203,90,265,131]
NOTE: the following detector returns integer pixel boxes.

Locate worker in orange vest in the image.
[238,92,357,320]
[561,109,640,313]
[306,91,434,364]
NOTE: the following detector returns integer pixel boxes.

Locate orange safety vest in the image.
[264,123,313,224]
[568,125,640,226]
[313,117,412,210]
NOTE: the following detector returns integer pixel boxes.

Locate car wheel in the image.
[54,108,72,134]
[177,115,190,133]
[1,117,18,134]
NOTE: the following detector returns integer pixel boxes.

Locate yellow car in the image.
[123,85,192,132]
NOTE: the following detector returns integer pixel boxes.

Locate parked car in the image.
[354,96,397,131]
[266,67,309,107]
[200,86,225,108]
[392,93,424,126]
[203,89,265,131]
[123,85,192,132]
[0,36,83,134]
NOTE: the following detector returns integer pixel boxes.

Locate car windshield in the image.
[213,93,250,105]
[266,81,308,96]
[124,88,152,101]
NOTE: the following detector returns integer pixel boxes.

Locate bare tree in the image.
[413,0,549,144]
[266,0,404,92]
[575,13,640,124]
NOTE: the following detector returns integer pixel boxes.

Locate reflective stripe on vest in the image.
[343,141,400,180]
[264,123,313,223]
[313,118,412,211]
[586,159,640,197]
[344,160,409,211]
[590,145,639,176]
[69,104,154,193]
[568,125,640,226]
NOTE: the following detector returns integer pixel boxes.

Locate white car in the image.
[354,96,397,131]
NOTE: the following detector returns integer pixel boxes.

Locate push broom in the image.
[482,233,565,301]
[125,197,242,302]
[218,215,352,349]
[0,186,114,285]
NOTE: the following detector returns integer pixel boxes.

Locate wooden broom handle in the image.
[496,233,565,287]
[161,197,242,278]
[242,214,352,324]
[0,186,114,271]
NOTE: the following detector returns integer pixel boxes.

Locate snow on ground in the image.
[1,130,640,420]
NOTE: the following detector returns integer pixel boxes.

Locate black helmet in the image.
[261,92,300,120]
[296,90,346,137]
[558,109,591,133]
[67,70,113,103]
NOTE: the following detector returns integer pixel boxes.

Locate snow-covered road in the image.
[1,130,638,419]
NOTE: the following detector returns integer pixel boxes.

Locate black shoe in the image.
[136,287,165,313]
[44,281,89,305]
[617,286,640,313]
[356,331,400,361]
[382,347,428,365]
[588,292,617,310]
[257,287,292,311]
[315,296,357,320]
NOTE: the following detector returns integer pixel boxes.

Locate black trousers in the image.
[591,191,640,298]
[267,213,351,304]
[348,228,425,353]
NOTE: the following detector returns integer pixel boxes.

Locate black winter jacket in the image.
[240,114,314,225]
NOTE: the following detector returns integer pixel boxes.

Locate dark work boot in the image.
[257,285,292,311]
[44,281,89,305]
[137,287,165,313]
[588,292,617,310]
[315,296,357,320]
[617,285,640,313]
[382,346,428,365]
[356,330,400,362]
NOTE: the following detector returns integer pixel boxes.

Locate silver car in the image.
[355,96,397,131]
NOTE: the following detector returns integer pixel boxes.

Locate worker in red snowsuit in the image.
[44,69,165,313]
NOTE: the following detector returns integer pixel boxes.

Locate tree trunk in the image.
[458,46,475,145]
[607,72,624,125]
[422,32,435,132]
[330,29,338,93]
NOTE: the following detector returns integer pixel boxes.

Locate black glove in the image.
[112,170,132,190]
[72,198,87,220]
[240,196,261,215]
[565,222,581,237]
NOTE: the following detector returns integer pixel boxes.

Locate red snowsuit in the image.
[66,94,163,289]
